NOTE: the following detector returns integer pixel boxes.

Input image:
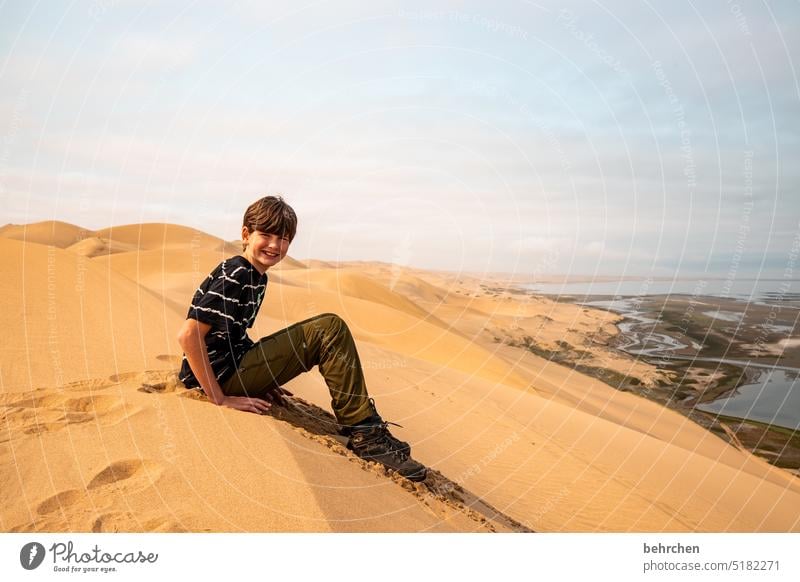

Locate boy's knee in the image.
[319,312,345,327]
[305,313,350,341]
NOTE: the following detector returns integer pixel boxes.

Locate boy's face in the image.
[242,227,291,274]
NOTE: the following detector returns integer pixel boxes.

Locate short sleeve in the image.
[187,270,243,332]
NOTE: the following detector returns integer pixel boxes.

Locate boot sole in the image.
[400,466,428,482]
[348,447,428,482]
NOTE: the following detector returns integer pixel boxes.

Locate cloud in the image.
[0,0,796,277]
[584,240,605,255]
[511,236,571,253]
[114,35,198,73]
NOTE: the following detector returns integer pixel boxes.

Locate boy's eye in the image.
[262,233,290,242]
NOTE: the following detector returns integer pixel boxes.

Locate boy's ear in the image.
[241,225,250,243]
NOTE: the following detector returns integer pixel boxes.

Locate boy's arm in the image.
[177,319,271,413]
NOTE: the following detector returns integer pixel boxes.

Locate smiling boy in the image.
[177,196,426,481]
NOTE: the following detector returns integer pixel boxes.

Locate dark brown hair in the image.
[241,195,298,251]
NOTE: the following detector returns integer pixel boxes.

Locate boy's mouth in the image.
[262,251,279,259]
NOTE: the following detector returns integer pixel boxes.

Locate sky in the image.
[1,0,798,279]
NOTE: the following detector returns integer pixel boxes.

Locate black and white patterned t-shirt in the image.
[179,255,268,388]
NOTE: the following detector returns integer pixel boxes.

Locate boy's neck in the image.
[241,253,268,275]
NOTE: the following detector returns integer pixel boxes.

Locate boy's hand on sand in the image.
[264,385,293,406]
[221,396,272,414]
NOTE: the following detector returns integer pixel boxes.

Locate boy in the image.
[176,196,426,482]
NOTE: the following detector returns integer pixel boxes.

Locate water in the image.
[582,297,701,356]
[521,278,800,303]
[581,298,800,432]
[696,369,800,431]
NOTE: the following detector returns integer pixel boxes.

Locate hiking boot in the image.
[343,401,411,457]
[348,424,427,482]
[381,421,411,458]
[365,398,411,457]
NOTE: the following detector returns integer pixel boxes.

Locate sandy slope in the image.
[0,220,93,248]
[1,369,512,533]
[1,222,799,532]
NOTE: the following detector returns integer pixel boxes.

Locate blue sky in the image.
[1,0,798,279]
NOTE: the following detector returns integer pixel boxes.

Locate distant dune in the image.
[0,220,92,248]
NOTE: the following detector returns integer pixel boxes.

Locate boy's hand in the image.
[264,385,294,406]
[220,396,273,415]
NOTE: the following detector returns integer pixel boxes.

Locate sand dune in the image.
[93,247,307,313]
[2,221,799,532]
[0,237,183,390]
[66,236,141,257]
[276,267,453,330]
[267,254,307,270]
[2,370,521,532]
[0,220,244,258]
[287,338,800,531]
[253,280,532,391]
[93,223,237,253]
[0,220,91,248]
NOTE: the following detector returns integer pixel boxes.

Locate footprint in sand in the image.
[85,368,182,394]
[0,391,135,442]
[36,489,85,516]
[92,511,187,533]
[108,367,179,386]
[107,371,143,384]
[87,459,163,492]
[17,458,174,532]
[63,377,119,392]
[137,370,182,394]
[176,389,207,401]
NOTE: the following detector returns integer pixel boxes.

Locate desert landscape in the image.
[2,220,799,532]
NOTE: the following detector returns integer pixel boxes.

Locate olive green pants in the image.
[220,313,374,426]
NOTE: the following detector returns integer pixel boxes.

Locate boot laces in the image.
[361,398,408,458]
[354,423,409,461]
